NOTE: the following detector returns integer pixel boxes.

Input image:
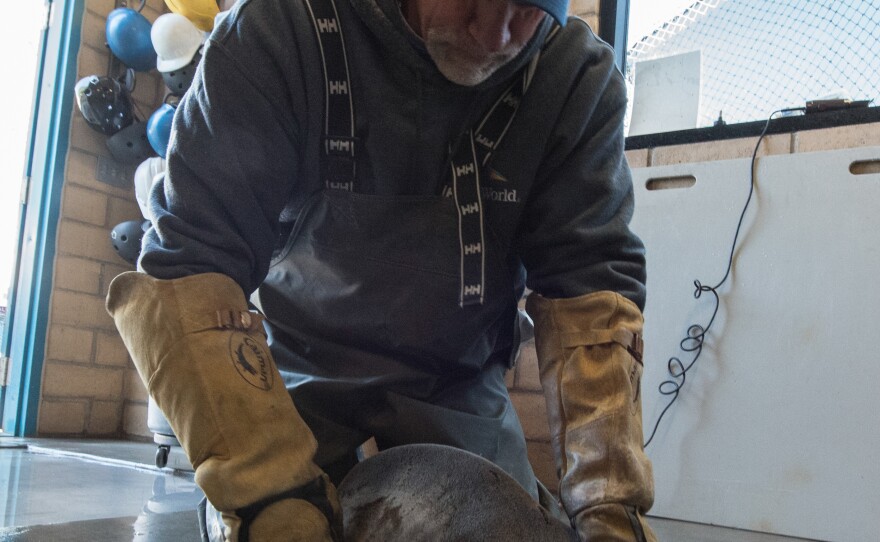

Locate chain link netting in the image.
[626,0,880,130]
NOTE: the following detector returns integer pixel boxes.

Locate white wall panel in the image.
[631,147,880,542]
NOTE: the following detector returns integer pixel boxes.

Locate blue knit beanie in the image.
[518,0,568,26]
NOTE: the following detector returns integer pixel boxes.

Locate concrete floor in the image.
[0,438,822,541]
[0,439,201,541]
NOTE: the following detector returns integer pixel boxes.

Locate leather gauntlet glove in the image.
[107,272,340,541]
[527,291,656,542]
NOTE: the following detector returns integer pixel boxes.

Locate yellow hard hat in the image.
[164,0,219,32]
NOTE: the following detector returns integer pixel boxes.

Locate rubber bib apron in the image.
[252,0,540,499]
[254,185,536,497]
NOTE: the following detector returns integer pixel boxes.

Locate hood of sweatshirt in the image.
[348,0,555,95]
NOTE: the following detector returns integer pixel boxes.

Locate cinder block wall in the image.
[37,0,167,438]
[570,0,600,33]
[623,123,880,168]
[506,318,559,493]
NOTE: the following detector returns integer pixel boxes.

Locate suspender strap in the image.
[473,80,525,167]
[450,133,487,307]
[445,23,560,305]
[304,0,559,307]
[304,0,357,190]
[465,23,559,170]
[447,69,529,306]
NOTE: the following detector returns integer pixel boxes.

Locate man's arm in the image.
[140,0,306,293]
[109,3,340,540]
[517,22,657,542]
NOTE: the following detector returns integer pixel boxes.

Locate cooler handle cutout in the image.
[646,175,697,191]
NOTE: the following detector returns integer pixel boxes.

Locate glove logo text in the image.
[629,363,641,408]
[229,333,274,391]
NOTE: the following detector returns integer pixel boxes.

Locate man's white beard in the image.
[424,28,525,86]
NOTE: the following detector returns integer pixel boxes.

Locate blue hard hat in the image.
[146,103,175,158]
[106,8,157,72]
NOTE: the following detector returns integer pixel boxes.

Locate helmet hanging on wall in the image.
[134,157,167,222]
[106,120,155,164]
[74,75,134,135]
[106,8,157,72]
[152,13,205,72]
[110,219,150,265]
[147,103,176,158]
[164,0,220,32]
[152,12,205,95]
[162,50,201,96]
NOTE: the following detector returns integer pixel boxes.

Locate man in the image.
[106,0,656,540]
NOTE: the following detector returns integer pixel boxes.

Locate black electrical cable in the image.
[643,106,807,448]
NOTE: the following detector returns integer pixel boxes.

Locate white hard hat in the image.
[151,13,206,73]
[134,157,167,222]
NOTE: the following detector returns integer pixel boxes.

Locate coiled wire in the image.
[643,107,806,448]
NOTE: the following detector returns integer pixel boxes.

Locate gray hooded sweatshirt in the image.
[140,0,646,310]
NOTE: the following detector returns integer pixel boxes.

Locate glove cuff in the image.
[526,290,656,539]
[106,272,337,538]
[574,503,657,542]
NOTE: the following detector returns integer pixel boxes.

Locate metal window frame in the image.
[2,0,85,436]
[599,0,630,74]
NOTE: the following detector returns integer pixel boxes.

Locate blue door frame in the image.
[2,0,85,436]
